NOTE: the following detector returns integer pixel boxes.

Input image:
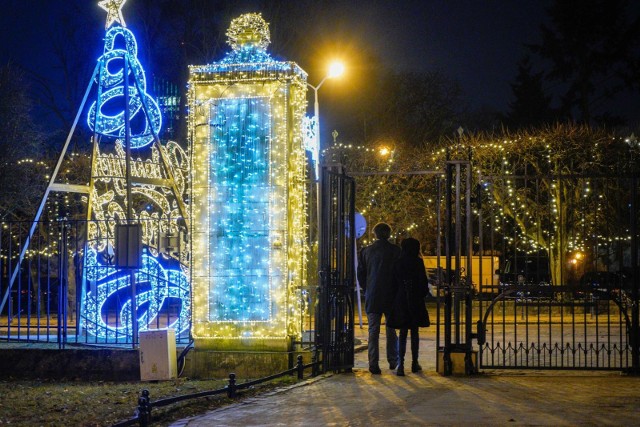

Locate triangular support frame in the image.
[0,53,189,315]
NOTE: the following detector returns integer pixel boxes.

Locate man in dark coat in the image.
[357,222,401,374]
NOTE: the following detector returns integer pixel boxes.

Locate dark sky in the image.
[351,0,548,111]
[3,1,637,138]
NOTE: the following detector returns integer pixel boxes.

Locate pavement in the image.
[170,323,640,426]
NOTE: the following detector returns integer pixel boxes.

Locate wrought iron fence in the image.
[478,288,632,369]
[473,173,640,371]
[0,218,191,347]
[112,355,320,427]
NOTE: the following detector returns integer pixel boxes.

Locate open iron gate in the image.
[316,165,356,373]
[474,172,640,372]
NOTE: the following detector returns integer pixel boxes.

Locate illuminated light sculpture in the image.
[83,248,190,338]
[79,0,190,341]
[98,0,127,29]
[188,13,308,349]
[87,25,162,149]
[303,116,319,171]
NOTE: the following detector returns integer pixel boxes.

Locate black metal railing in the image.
[317,166,355,373]
[0,218,191,346]
[112,355,320,427]
[477,288,632,370]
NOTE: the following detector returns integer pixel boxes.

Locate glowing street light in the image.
[328,61,345,79]
[378,146,392,157]
[307,60,345,179]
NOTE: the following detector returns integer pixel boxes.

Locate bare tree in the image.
[464,123,634,285]
[0,63,47,221]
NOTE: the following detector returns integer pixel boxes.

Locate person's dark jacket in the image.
[387,254,430,328]
[357,239,402,314]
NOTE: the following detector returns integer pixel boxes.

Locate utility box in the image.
[139,329,177,381]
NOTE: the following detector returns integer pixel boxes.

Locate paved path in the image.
[171,326,640,426]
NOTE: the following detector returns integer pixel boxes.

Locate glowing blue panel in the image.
[208,97,271,321]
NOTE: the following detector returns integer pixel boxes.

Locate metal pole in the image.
[435,176,442,373]
[123,54,138,347]
[455,163,461,345]
[631,174,639,373]
[314,87,320,179]
[444,163,453,375]
[354,242,363,328]
[465,163,473,347]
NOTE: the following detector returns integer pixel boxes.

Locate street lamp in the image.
[378,146,392,157]
[307,61,345,179]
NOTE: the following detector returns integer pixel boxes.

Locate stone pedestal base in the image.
[437,349,477,375]
[184,339,314,379]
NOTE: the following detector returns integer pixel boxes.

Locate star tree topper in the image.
[98,0,127,29]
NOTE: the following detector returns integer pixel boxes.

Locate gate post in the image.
[440,161,477,375]
[316,165,355,373]
[631,175,639,374]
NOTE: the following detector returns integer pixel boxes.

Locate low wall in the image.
[182,349,314,380]
[0,349,140,381]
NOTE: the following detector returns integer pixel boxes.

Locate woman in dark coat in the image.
[388,237,430,376]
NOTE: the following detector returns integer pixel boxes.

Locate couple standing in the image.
[357,222,430,376]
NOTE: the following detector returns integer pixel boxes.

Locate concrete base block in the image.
[182,348,315,380]
[437,349,477,375]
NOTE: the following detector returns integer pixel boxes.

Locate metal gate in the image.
[316,165,356,373]
[474,173,640,372]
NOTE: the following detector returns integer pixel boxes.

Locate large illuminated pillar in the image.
[188,13,308,351]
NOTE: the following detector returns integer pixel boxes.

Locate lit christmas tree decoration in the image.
[189,13,308,346]
[87,25,162,149]
[80,1,190,341]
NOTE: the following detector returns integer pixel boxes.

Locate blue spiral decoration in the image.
[88,26,162,149]
[81,248,190,339]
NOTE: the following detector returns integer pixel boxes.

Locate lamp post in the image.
[307,61,345,180]
[308,62,345,334]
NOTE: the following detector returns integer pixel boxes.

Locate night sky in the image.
[1,1,638,139]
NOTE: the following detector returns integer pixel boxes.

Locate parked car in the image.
[426,267,476,298]
[499,276,553,300]
[574,271,631,301]
[426,267,445,298]
[495,256,553,300]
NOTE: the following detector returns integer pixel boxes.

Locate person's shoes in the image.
[389,361,397,370]
[396,364,405,376]
[411,361,422,373]
[369,365,382,375]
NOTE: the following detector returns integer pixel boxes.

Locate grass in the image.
[0,375,299,426]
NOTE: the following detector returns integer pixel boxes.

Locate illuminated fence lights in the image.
[189,13,308,345]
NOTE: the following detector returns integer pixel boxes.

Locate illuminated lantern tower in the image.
[188,14,308,353]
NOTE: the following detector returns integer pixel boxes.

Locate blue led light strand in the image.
[81,248,191,339]
[87,26,162,149]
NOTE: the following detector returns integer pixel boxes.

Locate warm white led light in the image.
[98,0,127,29]
[189,13,309,344]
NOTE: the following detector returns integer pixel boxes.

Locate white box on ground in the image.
[139,329,177,381]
